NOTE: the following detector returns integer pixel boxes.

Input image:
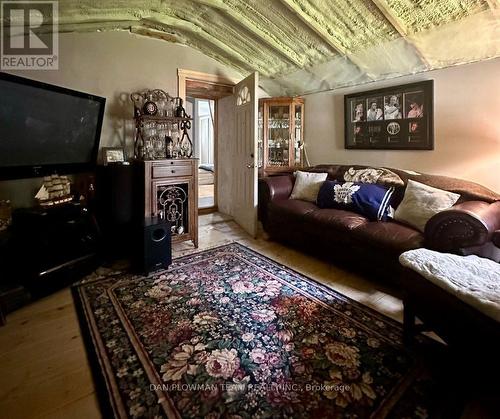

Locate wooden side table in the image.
[137,159,198,248]
[401,268,500,353]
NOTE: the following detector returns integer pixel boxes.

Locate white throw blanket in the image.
[399,248,500,322]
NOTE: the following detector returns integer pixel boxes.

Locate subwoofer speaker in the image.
[138,217,172,275]
[95,164,137,258]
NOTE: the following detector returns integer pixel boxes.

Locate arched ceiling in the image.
[26,1,500,94]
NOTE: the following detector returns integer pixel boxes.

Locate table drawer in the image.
[152,165,192,178]
[157,160,192,166]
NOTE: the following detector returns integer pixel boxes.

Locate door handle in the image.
[247,163,255,168]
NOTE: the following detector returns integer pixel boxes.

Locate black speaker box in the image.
[95,164,138,258]
[136,217,172,275]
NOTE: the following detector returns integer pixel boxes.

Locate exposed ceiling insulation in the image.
[7,0,500,95]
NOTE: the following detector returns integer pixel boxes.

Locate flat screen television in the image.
[0,72,106,180]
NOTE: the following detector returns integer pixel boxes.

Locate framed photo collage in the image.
[344,80,434,150]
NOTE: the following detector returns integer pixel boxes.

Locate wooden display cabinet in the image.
[258,97,304,176]
[137,159,198,248]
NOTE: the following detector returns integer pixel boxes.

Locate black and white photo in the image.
[384,94,402,120]
[366,97,383,121]
[351,100,364,122]
[345,80,433,150]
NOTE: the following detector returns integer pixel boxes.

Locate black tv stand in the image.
[10,201,100,291]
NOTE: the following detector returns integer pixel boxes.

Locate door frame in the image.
[177,69,239,103]
[177,69,239,213]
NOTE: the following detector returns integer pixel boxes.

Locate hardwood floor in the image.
[0,213,492,418]
[198,184,215,209]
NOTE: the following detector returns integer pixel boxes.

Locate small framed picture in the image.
[408,120,424,143]
[353,124,365,144]
[368,123,383,144]
[409,121,421,134]
[103,147,125,165]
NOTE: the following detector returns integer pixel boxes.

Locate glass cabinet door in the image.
[258,103,263,169]
[293,103,303,166]
[258,97,304,175]
[153,181,190,237]
[267,104,290,168]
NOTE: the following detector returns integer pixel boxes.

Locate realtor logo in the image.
[1,1,58,70]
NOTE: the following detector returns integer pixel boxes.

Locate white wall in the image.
[304,58,500,192]
[7,31,242,155]
[1,31,242,207]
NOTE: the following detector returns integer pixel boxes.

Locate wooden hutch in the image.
[137,159,198,248]
[131,89,198,248]
[258,97,304,176]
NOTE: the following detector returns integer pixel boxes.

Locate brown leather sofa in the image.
[494,230,500,248]
[258,164,500,279]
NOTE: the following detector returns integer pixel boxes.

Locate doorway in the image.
[178,69,237,214]
[178,69,261,237]
[187,97,216,209]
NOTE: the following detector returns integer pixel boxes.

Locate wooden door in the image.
[217,72,259,237]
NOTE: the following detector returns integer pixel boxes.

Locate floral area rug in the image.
[73,243,450,419]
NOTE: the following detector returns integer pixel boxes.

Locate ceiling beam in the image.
[370,0,431,68]
[129,25,179,43]
[57,21,135,33]
[485,0,500,9]
[370,0,408,36]
[192,0,306,68]
[56,22,179,44]
[277,0,369,72]
[24,7,262,77]
[141,13,271,76]
[14,17,139,35]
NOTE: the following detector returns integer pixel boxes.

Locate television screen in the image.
[0,72,105,179]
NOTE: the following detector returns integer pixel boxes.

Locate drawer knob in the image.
[171,170,176,173]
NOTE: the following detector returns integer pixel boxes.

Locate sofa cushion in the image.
[290,171,328,202]
[268,199,319,220]
[306,208,369,232]
[343,167,404,187]
[306,164,500,204]
[317,180,395,221]
[394,180,460,232]
[352,221,424,253]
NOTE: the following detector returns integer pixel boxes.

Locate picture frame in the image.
[344,80,433,150]
[102,147,126,165]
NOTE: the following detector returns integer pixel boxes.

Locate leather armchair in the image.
[425,200,500,253]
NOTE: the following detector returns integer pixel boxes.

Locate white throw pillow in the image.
[290,171,328,202]
[394,180,460,232]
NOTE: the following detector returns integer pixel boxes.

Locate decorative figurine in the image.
[35,174,72,207]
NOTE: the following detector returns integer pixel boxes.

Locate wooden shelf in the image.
[136,115,192,122]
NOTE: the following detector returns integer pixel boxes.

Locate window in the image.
[236,85,251,106]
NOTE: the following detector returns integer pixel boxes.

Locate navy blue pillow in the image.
[317,180,395,221]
